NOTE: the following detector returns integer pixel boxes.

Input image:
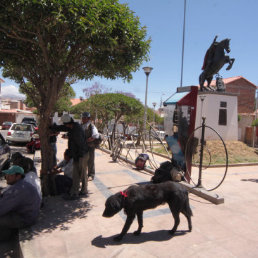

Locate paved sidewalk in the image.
[18,135,258,258]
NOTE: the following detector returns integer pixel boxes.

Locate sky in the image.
[1,0,258,108]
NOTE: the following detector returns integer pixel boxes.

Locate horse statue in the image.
[199,36,235,91]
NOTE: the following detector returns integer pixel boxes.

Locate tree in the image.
[71,93,144,145]
[0,0,150,195]
[19,82,76,115]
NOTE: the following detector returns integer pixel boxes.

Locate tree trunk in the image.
[37,79,63,196]
[38,113,56,196]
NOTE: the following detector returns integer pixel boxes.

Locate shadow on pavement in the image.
[92,230,188,248]
[10,145,29,156]
[20,195,92,242]
[241,178,258,183]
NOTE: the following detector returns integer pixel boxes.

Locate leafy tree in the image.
[71,93,144,146]
[19,82,76,115]
[0,0,150,195]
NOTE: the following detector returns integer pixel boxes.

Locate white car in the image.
[6,123,36,144]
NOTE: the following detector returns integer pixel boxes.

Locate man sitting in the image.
[0,165,41,241]
[51,149,73,195]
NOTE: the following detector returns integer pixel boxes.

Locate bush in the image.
[251,119,258,126]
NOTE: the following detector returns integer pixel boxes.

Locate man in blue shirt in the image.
[0,165,41,241]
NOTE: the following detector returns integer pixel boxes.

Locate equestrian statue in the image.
[199,36,235,91]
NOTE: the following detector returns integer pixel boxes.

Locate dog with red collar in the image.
[102,181,193,241]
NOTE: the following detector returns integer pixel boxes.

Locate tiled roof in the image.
[70,98,85,106]
[0,78,4,83]
[0,109,33,113]
[206,76,257,88]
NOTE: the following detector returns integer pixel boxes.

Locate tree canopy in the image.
[0,0,150,194]
[71,92,144,131]
[19,82,76,115]
[0,0,150,116]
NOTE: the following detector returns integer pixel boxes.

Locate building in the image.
[208,76,257,114]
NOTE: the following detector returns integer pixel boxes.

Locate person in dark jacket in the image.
[51,114,89,200]
[0,165,41,241]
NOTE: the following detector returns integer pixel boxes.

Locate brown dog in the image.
[103,181,193,241]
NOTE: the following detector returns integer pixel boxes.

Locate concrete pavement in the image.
[16,135,258,257]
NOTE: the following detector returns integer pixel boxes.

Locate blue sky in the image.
[1,0,258,107]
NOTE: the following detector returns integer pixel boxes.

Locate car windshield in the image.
[3,122,12,125]
[12,124,32,131]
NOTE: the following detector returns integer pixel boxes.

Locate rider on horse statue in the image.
[202,35,218,70]
[199,36,235,91]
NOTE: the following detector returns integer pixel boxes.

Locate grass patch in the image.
[154,140,258,165]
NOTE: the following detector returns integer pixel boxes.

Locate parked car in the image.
[21,117,36,124]
[6,123,36,144]
[0,133,11,175]
[21,117,38,131]
[1,121,13,130]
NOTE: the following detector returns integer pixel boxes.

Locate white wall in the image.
[16,113,38,123]
[195,93,238,141]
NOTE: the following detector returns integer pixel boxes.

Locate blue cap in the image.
[3,165,24,175]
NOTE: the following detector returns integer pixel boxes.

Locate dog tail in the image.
[184,192,193,217]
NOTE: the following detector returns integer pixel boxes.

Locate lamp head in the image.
[143,67,153,76]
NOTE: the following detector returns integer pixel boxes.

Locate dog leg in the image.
[134,211,143,236]
[181,209,192,232]
[181,199,193,232]
[168,202,180,235]
[114,214,135,241]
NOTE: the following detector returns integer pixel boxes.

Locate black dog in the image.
[103,181,193,241]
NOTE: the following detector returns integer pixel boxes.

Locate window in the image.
[218,101,227,126]
[220,101,227,108]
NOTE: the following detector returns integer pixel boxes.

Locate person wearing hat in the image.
[81,112,99,181]
[0,165,41,241]
[51,114,89,200]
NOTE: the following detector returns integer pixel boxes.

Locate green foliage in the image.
[0,0,150,192]
[146,107,163,125]
[251,119,258,126]
[71,93,144,131]
[19,82,75,115]
[0,0,150,83]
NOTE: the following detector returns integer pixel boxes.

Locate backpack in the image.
[92,134,103,148]
[85,123,103,148]
[135,153,149,170]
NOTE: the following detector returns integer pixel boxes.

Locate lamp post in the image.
[152,102,157,127]
[143,67,153,133]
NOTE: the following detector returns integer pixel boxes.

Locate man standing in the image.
[81,112,99,181]
[53,114,89,200]
[0,165,41,241]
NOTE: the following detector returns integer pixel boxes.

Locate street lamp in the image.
[143,67,153,133]
[152,102,157,126]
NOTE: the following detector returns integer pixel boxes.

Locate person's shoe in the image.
[88,176,94,181]
[62,193,79,200]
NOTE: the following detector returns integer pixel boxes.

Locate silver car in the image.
[6,123,35,144]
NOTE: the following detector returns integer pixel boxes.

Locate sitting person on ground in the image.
[0,165,41,241]
[11,152,37,172]
[11,152,42,200]
[51,149,73,195]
